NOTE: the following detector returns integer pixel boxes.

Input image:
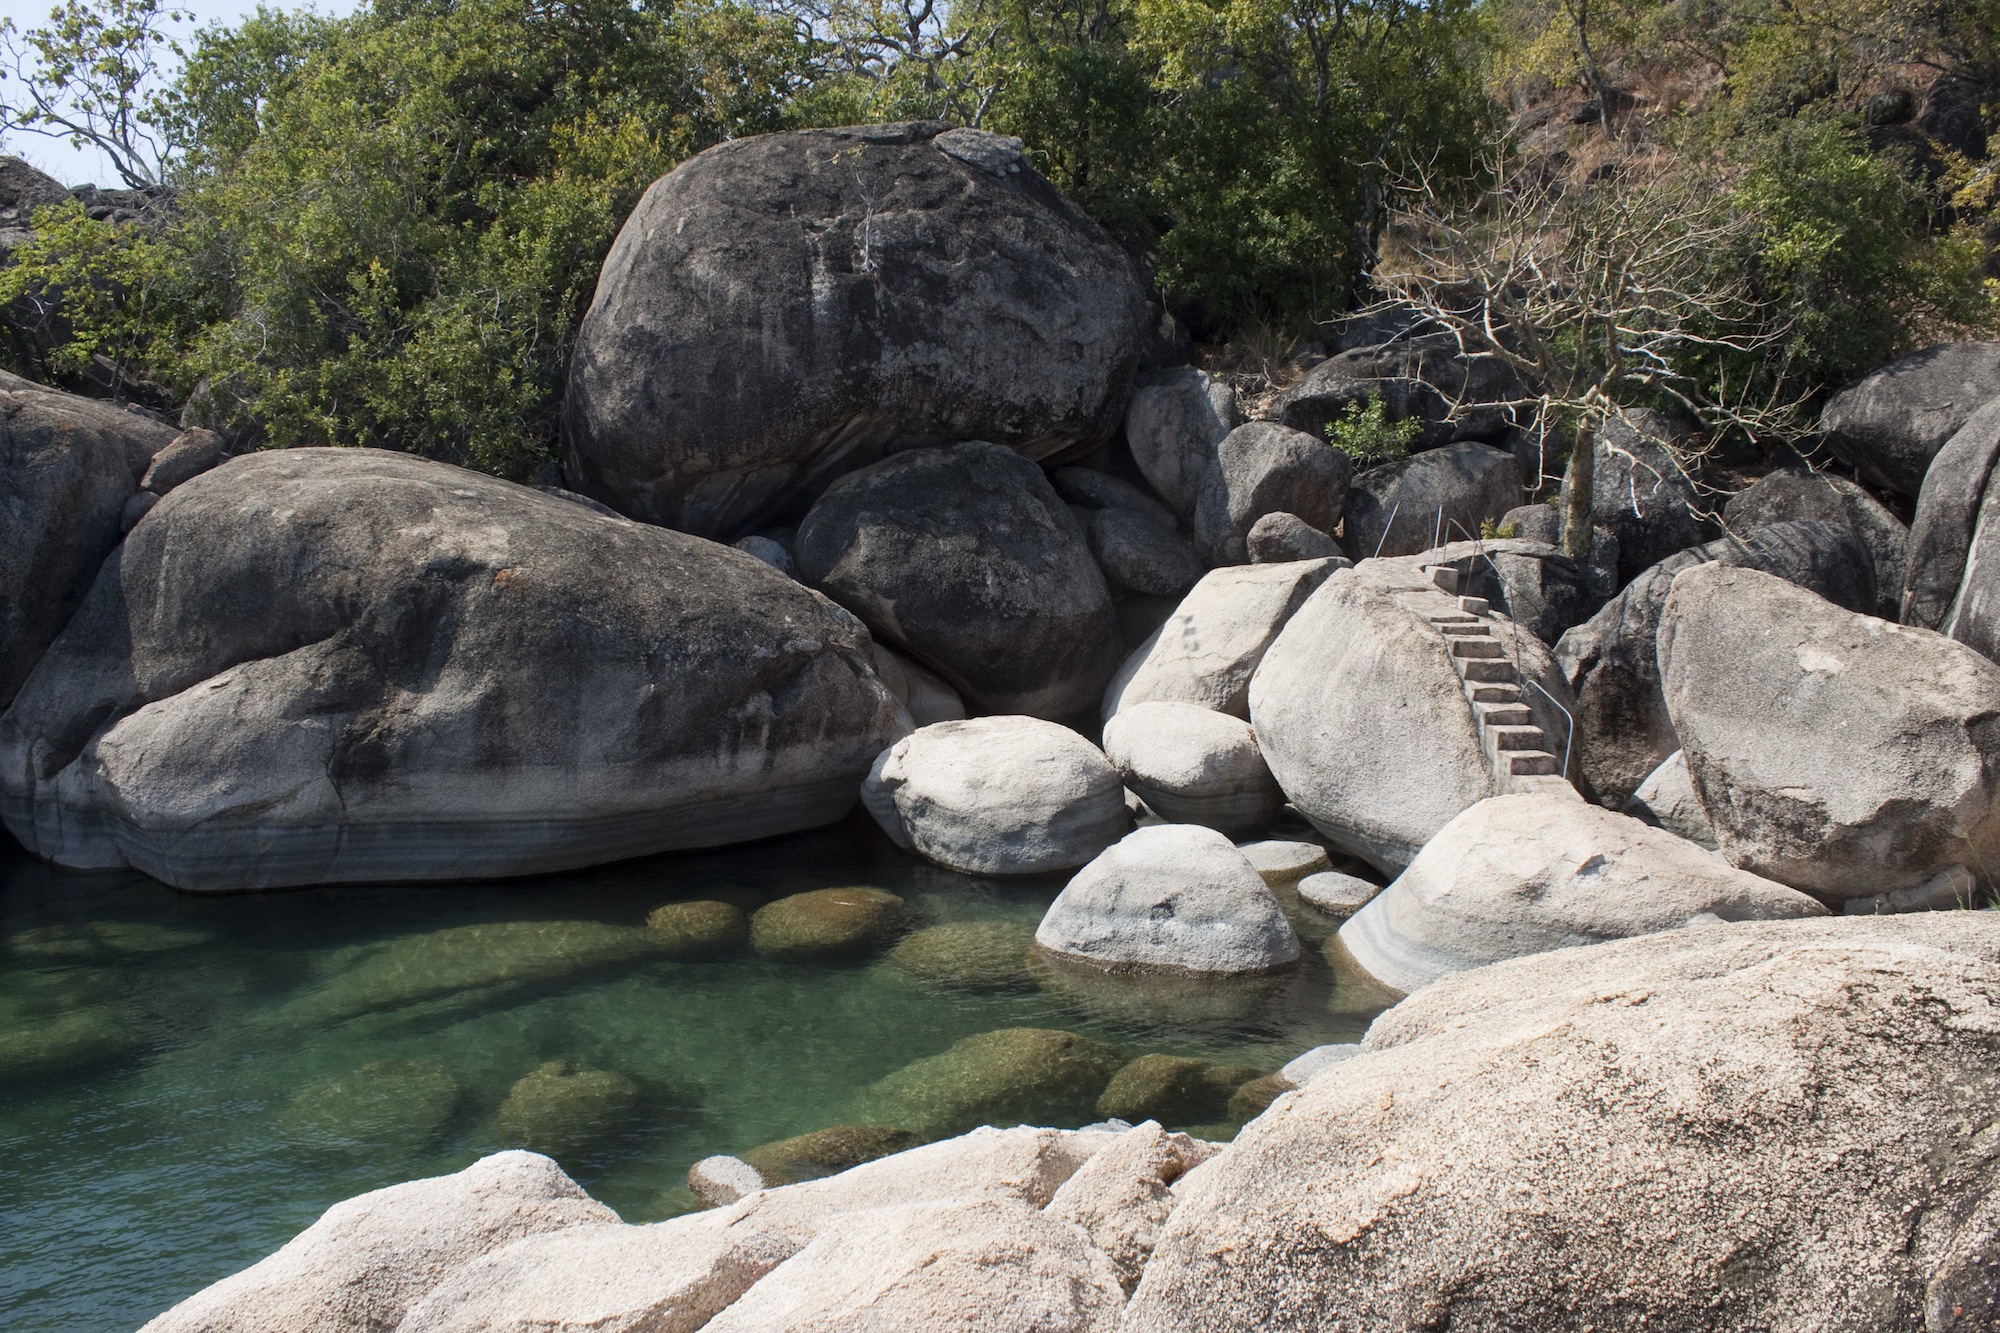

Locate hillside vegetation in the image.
[0,0,1994,476]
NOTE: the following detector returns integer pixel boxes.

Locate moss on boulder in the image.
[281,1057,460,1155]
[495,1059,643,1162]
[1096,1054,1267,1125]
[855,1027,1124,1138]
[740,1124,925,1185]
[887,921,1036,988]
[750,887,911,961]
[0,1002,143,1081]
[300,919,655,1022]
[644,900,750,959]
[1227,1071,1294,1122]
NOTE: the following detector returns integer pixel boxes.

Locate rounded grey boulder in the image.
[1035,825,1301,975]
[563,122,1151,536]
[796,441,1121,718]
[0,370,177,708]
[1100,701,1284,834]
[1338,792,1825,995]
[1191,421,1352,566]
[1722,467,1908,619]
[1822,341,2000,497]
[1659,562,2000,899]
[1124,368,1239,517]
[1342,442,1522,560]
[0,449,908,891]
[1087,507,1204,597]
[862,717,1129,875]
[1245,511,1340,563]
[1557,409,1712,583]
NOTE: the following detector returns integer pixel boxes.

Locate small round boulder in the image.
[645,900,750,959]
[1096,1054,1266,1126]
[495,1060,643,1162]
[888,921,1038,988]
[1035,825,1301,975]
[863,717,1130,875]
[1101,701,1284,835]
[750,887,911,960]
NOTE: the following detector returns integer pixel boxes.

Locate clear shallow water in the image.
[0,814,1378,1333]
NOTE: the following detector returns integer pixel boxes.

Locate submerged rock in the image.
[1126,916,2000,1331]
[494,1061,644,1163]
[564,122,1150,536]
[749,887,911,961]
[0,449,907,891]
[1094,1054,1266,1126]
[887,920,1037,989]
[1035,825,1301,976]
[854,1027,1124,1138]
[741,1125,926,1186]
[281,1058,460,1157]
[0,998,143,1081]
[644,900,751,959]
[1338,792,1826,995]
[862,717,1129,875]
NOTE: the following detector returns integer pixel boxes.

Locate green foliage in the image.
[1323,396,1418,466]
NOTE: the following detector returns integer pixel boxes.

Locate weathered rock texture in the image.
[1722,467,1909,619]
[1622,750,1717,849]
[1124,368,1239,517]
[0,369,177,707]
[1100,701,1283,833]
[0,449,907,891]
[1558,409,1712,583]
[1250,560,1577,872]
[1342,442,1523,560]
[1035,825,1301,975]
[1821,341,2000,497]
[1101,560,1338,720]
[139,1151,614,1333]
[1554,518,1876,804]
[1337,792,1824,995]
[796,441,1120,717]
[1904,398,2000,665]
[1126,915,2000,1331]
[1190,421,1351,566]
[1659,562,2000,899]
[861,717,1128,875]
[564,123,1151,535]
[1275,334,1524,450]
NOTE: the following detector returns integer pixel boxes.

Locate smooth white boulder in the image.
[140,1152,614,1333]
[1102,560,1339,719]
[1338,792,1827,995]
[1101,702,1283,834]
[862,718,1129,875]
[1622,750,1717,849]
[1035,825,1301,975]
[1234,838,1331,886]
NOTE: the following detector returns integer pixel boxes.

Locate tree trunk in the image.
[1562,418,1596,561]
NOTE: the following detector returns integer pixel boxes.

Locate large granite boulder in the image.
[796,441,1121,717]
[0,449,907,891]
[1723,467,1909,619]
[1034,825,1301,975]
[1245,511,1340,562]
[1554,519,1876,804]
[564,123,1149,536]
[1101,559,1339,719]
[1125,915,2000,1331]
[1100,701,1283,833]
[861,717,1129,875]
[1904,398,2000,663]
[0,369,177,707]
[1124,368,1239,518]
[1659,562,2000,899]
[1558,408,1712,583]
[1190,421,1351,566]
[1821,341,2000,497]
[1250,560,1576,872]
[1337,792,1824,995]
[1275,334,1524,450]
[139,1152,614,1333]
[1342,442,1522,560]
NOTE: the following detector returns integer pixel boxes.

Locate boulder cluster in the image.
[12,123,2000,1329]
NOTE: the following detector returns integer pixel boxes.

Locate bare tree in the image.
[775,0,1002,124]
[1365,145,1805,560]
[0,0,187,188]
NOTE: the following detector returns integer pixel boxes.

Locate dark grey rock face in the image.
[0,369,177,708]
[1190,421,1351,566]
[1822,342,2000,497]
[1722,468,1908,619]
[1905,399,2000,634]
[1460,540,1606,644]
[1245,512,1340,563]
[1554,519,1876,804]
[0,449,907,891]
[1123,369,1239,518]
[564,122,1152,537]
[1558,409,1712,584]
[1087,508,1203,597]
[1342,442,1523,559]
[796,441,1122,718]
[1275,334,1524,449]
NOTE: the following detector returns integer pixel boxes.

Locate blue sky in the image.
[0,0,359,184]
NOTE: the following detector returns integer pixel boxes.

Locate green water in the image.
[0,814,1376,1333]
